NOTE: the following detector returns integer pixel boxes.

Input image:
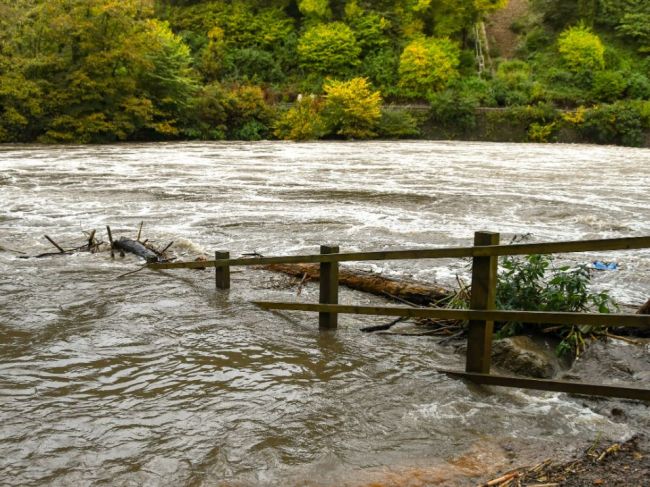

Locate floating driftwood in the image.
[13,223,173,263]
[112,237,160,263]
[259,263,451,306]
[17,231,103,259]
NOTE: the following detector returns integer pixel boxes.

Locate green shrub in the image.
[321,77,382,139]
[222,84,274,139]
[557,24,605,73]
[361,48,400,95]
[377,109,420,138]
[428,90,478,131]
[297,22,361,77]
[344,8,390,53]
[527,121,557,142]
[456,77,498,107]
[496,60,532,89]
[627,72,650,100]
[273,96,327,140]
[398,36,460,99]
[590,70,627,102]
[222,48,284,83]
[496,254,617,356]
[580,101,644,146]
[185,82,228,140]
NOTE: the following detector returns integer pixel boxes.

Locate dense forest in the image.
[0,0,649,145]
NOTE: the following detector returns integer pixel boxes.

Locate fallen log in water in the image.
[112,237,161,263]
[259,263,451,306]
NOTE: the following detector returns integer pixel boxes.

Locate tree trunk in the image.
[260,263,450,306]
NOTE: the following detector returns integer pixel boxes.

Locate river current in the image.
[1,141,649,486]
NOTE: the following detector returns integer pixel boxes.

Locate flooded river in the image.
[1,141,649,486]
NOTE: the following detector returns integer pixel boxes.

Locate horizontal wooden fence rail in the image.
[146,231,650,401]
[147,236,650,271]
[438,370,650,401]
[252,303,650,329]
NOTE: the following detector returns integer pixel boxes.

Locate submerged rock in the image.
[563,339,650,387]
[491,335,564,379]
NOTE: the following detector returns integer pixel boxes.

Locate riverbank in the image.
[416,106,650,148]
[480,435,649,486]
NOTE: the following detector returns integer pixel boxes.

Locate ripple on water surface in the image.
[0,141,648,485]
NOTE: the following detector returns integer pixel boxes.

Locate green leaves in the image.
[297,22,361,77]
[495,254,618,356]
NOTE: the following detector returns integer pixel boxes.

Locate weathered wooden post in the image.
[215,251,230,290]
[319,245,339,330]
[465,231,499,374]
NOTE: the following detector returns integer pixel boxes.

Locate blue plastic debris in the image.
[592,261,618,271]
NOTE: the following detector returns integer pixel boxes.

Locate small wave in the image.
[172,237,206,255]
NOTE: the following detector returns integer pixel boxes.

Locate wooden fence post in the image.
[215,251,230,290]
[466,231,500,374]
[319,245,339,330]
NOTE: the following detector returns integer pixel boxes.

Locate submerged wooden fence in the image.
[148,233,650,401]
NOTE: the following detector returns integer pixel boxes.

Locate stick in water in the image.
[160,241,174,255]
[87,229,96,250]
[137,221,143,242]
[106,226,115,259]
[44,235,66,253]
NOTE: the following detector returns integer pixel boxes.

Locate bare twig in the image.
[136,221,143,242]
[361,317,406,332]
[106,226,115,259]
[597,443,620,462]
[605,333,642,345]
[44,235,66,253]
[160,241,174,255]
[381,291,420,308]
[116,265,147,279]
[296,272,309,296]
[87,229,96,249]
[0,245,26,254]
[480,469,522,486]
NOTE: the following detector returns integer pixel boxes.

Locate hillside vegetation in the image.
[0,0,649,145]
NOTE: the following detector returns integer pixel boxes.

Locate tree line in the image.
[0,0,648,145]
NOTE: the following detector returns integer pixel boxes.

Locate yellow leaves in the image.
[208,26,225,42]
[322,77,382,138]
[473,0,508,14]
[557,25,605,73]
[273,97,327,141]
[563,106,587,125]
[398,37,460,98]
[298,0,330,17]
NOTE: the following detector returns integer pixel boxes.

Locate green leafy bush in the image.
[361,48,400,95]
[557,24,605,73]
[580,101,644,146]
[222,48,284,83]
[222,84,274,139]
[527,121,557,142]
[496,254,617,356]
[321,77,382,139]
[273,96,327,140]
[297,22,361,77]
[590,70,627,102]
[398,36,460,99]
[377,109,420,138]
[626,72,650,100]
[428,90,478,131]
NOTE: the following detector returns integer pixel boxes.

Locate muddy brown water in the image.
[1,141,649,486]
